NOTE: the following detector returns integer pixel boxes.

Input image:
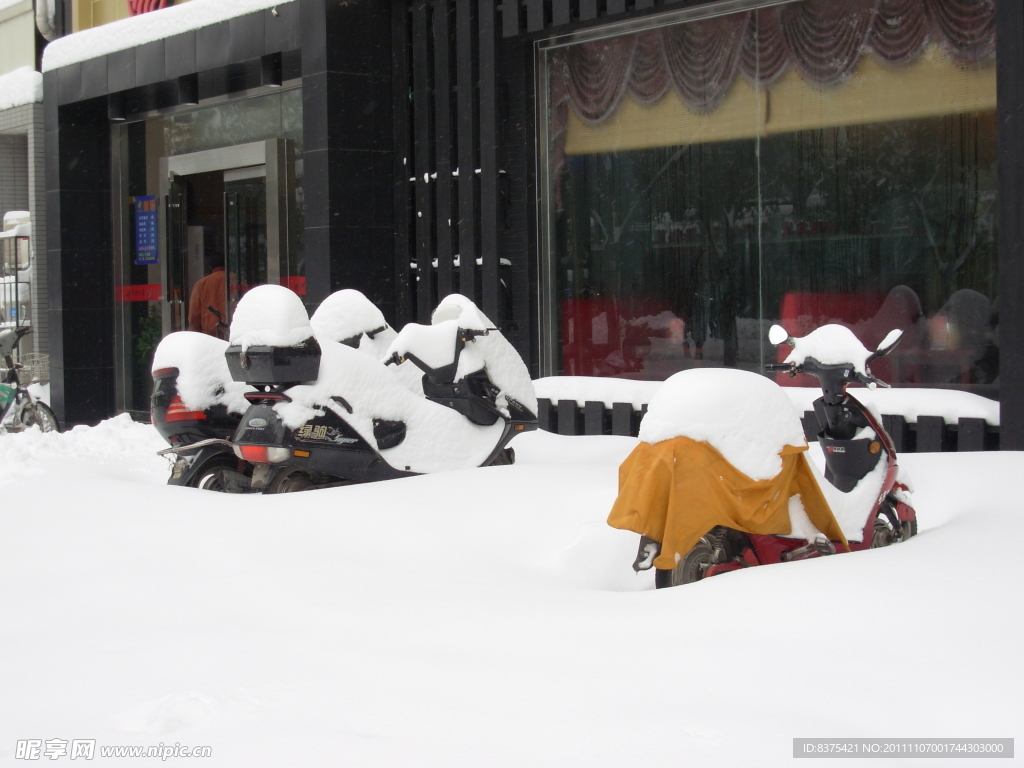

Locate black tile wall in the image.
[164,31,197,79]
[59,191,110,246]
[302,147,329,228]
[229,11,265,63]
[301,71,329,152]
[80,56,107,100]
[43,71,58,125]
[62,364,115,425]
[324,72,392,151]
[135,39,166,86]
[60,250,113,311]
[196,21,231,71]
[265,2,300,54]
[107,48,135,93]
[56,62,81,105]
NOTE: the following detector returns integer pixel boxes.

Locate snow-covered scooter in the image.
[226,288,537,493]
[151,288,414,490]
[631,323,917,588]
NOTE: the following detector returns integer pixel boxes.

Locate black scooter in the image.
[229,323,537,494]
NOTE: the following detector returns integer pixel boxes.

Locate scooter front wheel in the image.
[655,539,714,589]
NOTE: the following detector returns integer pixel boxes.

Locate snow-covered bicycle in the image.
[0,327,59,434]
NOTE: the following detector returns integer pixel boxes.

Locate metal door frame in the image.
[158,139,291,334]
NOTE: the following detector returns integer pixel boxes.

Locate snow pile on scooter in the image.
[310,289,396,360]
[275,340,506,473]
[310,290,423,394]
[151,331,250,414]
[639,367,807,480]
[783,324,873,375]
[387,294,538,418]
[228,285,315,351]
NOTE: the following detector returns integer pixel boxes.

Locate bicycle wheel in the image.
[17,399,60,433]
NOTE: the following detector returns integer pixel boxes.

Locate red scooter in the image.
[649,324,918,588]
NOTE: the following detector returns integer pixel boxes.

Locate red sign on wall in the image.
[117,284,163,302]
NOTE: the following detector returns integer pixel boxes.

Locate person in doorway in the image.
[188,254,227,338]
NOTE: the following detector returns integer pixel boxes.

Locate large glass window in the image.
[542,0,998,397]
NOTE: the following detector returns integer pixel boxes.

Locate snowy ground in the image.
[0,416,1020,765]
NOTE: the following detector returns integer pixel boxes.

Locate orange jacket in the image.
[188,268,227,336]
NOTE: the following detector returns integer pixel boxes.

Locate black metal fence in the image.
[536,398,1000,452]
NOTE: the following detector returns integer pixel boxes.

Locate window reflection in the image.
[545,0,998,396]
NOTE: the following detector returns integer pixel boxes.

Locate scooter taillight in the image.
[235,445,290,463]
[164,395,208,422]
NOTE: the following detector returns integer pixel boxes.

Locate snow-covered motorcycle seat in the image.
[224,285,321,385]
[310,288,396,359]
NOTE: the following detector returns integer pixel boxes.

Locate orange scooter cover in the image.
[607,437,848,570]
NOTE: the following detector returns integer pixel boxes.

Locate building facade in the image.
[41,0,1024,446]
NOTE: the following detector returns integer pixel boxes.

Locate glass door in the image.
[164,178,188,332]
[224,177,268,324]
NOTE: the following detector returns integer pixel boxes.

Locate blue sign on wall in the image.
[134,195,158,266]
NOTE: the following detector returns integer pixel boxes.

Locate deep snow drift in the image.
[0,421,1020,766]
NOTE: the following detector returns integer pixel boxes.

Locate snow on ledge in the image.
[42,0,295,73]
[533,375,1000,426]
[0,67,43,112]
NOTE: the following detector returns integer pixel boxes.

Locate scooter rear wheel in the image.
[188,455,251,493]
[265,467,317,493]
[655,539,714,589]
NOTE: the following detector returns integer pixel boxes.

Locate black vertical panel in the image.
[412,2,435,322]
[434,0,455,301]
[455,0,477,300]
[916,416,945,453]
[479,0,499,321]
[611,403,635,436]
[525,0,543,31]
[957,418,986,452]
[584,401,607,435]
[579,0,597,21]
[502,0,520,37]
[606,0,626,15]
[552,0,571,26]
[998,0,1024,449]
[393,0,413,326]
[633,0,654,8]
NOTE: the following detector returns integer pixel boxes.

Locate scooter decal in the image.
[296,424,360,446]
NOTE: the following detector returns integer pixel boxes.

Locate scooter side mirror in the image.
[876,329,903,355]
[768,324,792,346]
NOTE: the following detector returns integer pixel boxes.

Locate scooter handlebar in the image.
[764,362,798,373]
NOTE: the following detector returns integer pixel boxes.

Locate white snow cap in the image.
[783,324,874,375]
[310,289,388,343]
[0,68,43,112]
[309,288,398,358]
[42,0,294,72]
[431,293,490,328]
[228,285,314,351]
[388,294,537,417]
[639,367,807,481]
[151,331,251,414]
